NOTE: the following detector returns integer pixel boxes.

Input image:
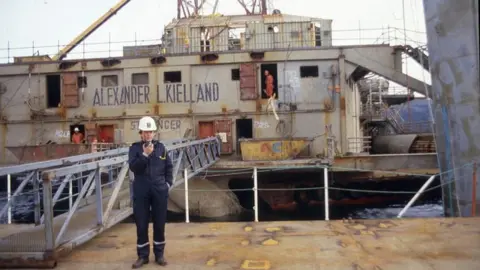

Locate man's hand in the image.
[143,142,154,156]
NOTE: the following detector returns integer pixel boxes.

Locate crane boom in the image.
[52,0,131,61]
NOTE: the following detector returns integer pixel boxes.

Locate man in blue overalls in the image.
[129,116,173,268]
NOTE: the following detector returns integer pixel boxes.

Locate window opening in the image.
[78,76,87,88]
[46,74,61,108]
[231,69,240,80]
[132,73,149,85]
[164,71,182,83]
[235,118,253,155]
[101,75,118,87]
[300,66,319,78]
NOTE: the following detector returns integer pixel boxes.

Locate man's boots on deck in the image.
[132,257,148,269]
[155,257,168,266]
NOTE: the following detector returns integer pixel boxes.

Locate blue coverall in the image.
[128,140,173,260]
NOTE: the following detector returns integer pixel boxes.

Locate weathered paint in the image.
[0,45,426,164]
[239,138,309,161]
[423,0,480,216]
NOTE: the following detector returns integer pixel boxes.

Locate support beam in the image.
[344,49,432,96]
[423,0,480,217]
[332,153,438,172]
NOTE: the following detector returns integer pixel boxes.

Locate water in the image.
[160,198,444,223]
[1,176,445,224]
[1,191,444,224]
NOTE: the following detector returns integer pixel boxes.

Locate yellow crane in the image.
[52,0,131,61]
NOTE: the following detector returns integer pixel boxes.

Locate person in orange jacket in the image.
[71,127,84,144]
[264,70,274,98]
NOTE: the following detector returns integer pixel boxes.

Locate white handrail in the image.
[397,175,436,218]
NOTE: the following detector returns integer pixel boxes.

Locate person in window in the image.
[129,116,173,268]
[264,70,274,98]
[71,127,84,144]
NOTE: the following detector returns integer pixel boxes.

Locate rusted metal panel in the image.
[198,121,214,139]
[0,257,57,269]
[239,63,257,100]
[332,153,439,173]
[239,138,309,161]
[62,96,79,108]
[98,125,115,143]
[214,119,233,154]
[61,73,79,108]
[84,123,98,142]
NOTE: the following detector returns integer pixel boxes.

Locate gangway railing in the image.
[0,137,221,268]
[0,138,194,225]
[0,147,129,225]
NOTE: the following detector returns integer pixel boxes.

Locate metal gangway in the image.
[0,137,221,268]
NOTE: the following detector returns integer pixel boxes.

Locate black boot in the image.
[155,257,168,266]
[132,257,149,269]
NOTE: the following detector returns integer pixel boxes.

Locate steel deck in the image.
[54,217,480,269]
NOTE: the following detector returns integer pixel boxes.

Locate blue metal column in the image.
[423,0,480,216]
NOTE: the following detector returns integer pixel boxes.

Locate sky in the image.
[0,0,430,88]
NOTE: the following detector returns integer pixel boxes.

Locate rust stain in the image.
[1,123,7,163]
[241,260,271,270]
[206,257,217,266]
[255,99,262,112]
[265,227,281,233]
[240,239,250,246]
[340,96,346,112]
[244,225,253,232]
[261,238,279,246]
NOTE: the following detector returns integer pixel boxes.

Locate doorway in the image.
[98,125,115,143]
[198,121,215,139]
[260,63,278,99]
[46,75,61,108]
[236,118,253,155]
[70,124,85,143]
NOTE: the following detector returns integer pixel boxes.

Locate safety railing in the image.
[0,26,426,63]
[177,161,478,223]
[347,136,371,154]
[0,136,221,267]
[360,103,386,120]
[0,147,129,225]
[92,142,127,152]
[0,137,220,224]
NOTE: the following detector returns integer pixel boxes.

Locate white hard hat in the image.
[74,127,79,132]
[138,116,157,131]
